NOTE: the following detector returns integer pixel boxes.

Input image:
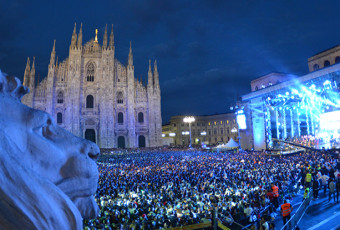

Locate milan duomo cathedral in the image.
[22,23,162,148]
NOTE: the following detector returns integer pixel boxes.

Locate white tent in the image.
[225,138,239,148]
[213,138,239,151]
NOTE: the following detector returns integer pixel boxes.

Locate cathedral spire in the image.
[77,23,82,48]
[23,57,30,86]
[29,57,35,89]
[109,24,114,49]
[153,60,159,88]
[50,40,56,66]
[128,41,133,67]
[103,24,108,49]
[70,23,77,48]
[31,57,35,73]
[148,59,153,88]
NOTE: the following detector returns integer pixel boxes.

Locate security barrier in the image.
[280,191,312,230]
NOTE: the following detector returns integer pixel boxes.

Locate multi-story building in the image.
[162,113,238,147]
[22,23,162,148]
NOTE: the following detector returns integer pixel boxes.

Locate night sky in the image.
[1,0,340,123]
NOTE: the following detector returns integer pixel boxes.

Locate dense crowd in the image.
[83,148,340,230]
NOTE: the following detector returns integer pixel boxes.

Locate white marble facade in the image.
[22,24,162,148]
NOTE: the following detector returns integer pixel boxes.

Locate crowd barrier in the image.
[280,191,312,230]
[164,221,211,230]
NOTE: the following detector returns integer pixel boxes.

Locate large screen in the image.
[237,113,247,130]
[319,110,340,131]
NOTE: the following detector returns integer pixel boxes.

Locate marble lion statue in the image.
[0,71,100,230]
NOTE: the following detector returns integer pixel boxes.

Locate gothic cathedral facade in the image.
[22,23,162,148]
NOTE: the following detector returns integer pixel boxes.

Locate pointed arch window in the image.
[57,112,62,124]
[118,112,124,124]
[138,112,144,123]
[86,95,94,108]
[117,91,123,104]
[57,91,64,104]
[86,63,95,82]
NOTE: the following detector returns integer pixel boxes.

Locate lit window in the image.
[208,122,211,126]
[214,121,216,125]
[220,121,223,125]
[227,120,229,124]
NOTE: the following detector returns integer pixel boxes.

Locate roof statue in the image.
[0,71,100,229]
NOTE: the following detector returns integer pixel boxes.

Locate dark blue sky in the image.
[1,0,340,123]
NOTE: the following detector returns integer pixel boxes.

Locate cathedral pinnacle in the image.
[109,24,114,49]
[70,23,77,48]
[23,57,31,86]
[50,40,56,67]
[31,57,35,71]
[153,60,159,88]
[148,59,152,73]
[154,60,158,73]
[26,57,31,72]
[103,24,108,49]
[77,23,83,48]
[148,59,153,88]
[52,40,56,52]
[29,57,35,88]
[128,41,133,66]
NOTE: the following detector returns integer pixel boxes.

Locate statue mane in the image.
[0,71,29,100]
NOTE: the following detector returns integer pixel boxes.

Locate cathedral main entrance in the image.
[138,135,146,147]
[85,129,96,143]
[118,136,125,148]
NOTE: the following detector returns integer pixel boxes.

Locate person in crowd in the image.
[320,173,329,196]
[271,183,279,209]
[281,199,292,228]
[336,178,340,203]
[303,186,310,200]
[312,178,319,200]
[329,178,336,203]
[305,170,312,188]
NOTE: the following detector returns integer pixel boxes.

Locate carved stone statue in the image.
[0,72,100,230]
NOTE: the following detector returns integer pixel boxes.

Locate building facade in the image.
[162,113,238,147]
[241,46,340,150]
[22,23,162,148]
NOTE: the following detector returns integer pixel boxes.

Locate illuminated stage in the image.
[241,65,340,151]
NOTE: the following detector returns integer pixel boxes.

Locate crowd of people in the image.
[82,148,340,230]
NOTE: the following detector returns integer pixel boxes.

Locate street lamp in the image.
[183,116,195,148]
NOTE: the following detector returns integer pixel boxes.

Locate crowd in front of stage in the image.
[83,148,340,230]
